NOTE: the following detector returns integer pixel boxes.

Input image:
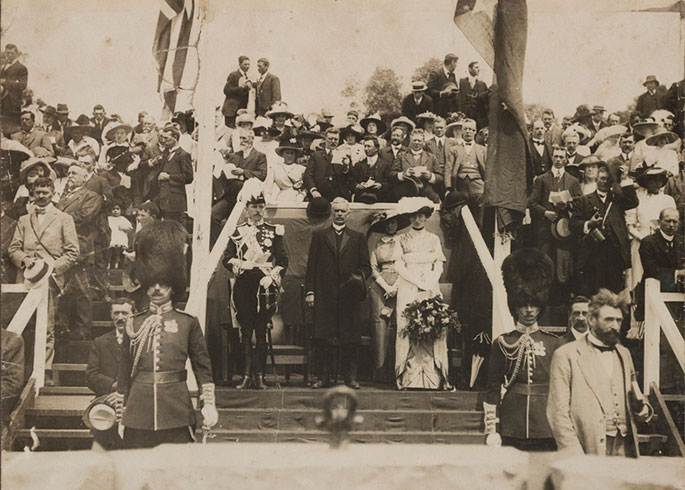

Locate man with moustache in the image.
[352,136,393,203]
[547,289,653,457]
[529,119,552,176]
[379,126,407,165]
[255,58,281,117]
[639,207,684,292]
[304,127,355,202]
[458,61,489,129]
[12,111,53,155]
[305,198,371,389]
[390,129,442,203]
[560,296,590,343]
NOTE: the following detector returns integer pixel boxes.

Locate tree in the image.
[413,57,442,84]
[524,103,546,124]
[340,74,363,114]
[363,67,402,115]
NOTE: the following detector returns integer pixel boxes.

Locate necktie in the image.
[34,207,46,215]
[438,140,443,152]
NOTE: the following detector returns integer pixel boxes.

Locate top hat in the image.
[306,196,331,219]
[643,75,659,87]
[23,258,54,290]
[56,103,69,114]
[551,218,572,241]
[359,113,387,135]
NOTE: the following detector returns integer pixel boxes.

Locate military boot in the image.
[254,343,268,390]
[236,343,252,390]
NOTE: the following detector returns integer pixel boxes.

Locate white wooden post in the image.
[643,278,660,394]
[32,283,49,392]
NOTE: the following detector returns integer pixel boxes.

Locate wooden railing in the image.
[643,278,685,394]
[2,283,49,391]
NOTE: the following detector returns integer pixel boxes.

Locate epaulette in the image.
[133,310,148,318]
[173,308,197,319]
[540,329,560,338]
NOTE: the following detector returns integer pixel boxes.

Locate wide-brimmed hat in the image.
[104,121,133,141]
[594,125,627,142]
[40,105,58,118]
[632,119,659,137]
[411,80,427,92]
[275,138,303,157]
[416,111,437,122]
[235,113,255,126]
[571,105,593,124]
[445,121,463,137]
[82,395,117,431]
[551,218,572,241]
[266,102,294,119]
[56,103,70,115]
[306,196,331,219]
[340,124,364,140]
[23,258,54,290]
[645,127,678,146]
[643,75,659,87]
[390,116,416,132]
[359,113,387,135]
[394,196,436,222]
[20,157,56,182]
[579,155,603,168]
[64,122,98,142]
[636,166,669,188]
[296,128,321,141]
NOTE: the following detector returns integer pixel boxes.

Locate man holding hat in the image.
[115,220,217,448]
[636,75,666,119]
[222,56,252,128]
[427,53,460,118]
[402,80,434,124]
[304,127,355,202]
[222,188,288,389]
[484,248,562,451]
[390,129,442,203]
[8,176,79,372]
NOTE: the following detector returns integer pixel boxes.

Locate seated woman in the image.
[360,113,387,148]
[394,197,451,390]
[264,138,306,204]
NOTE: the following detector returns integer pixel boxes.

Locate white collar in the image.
[660,229,674,242]
[597,190,607,200]
[242,146,253,157]
[443,67,453,78]
[587,332,611,349]
[515,322,539,334]
[571,328,585,340]
[332,223,345,232]
[367,154,378,165]
[410,149,423,156]
[552,168,565,178]
[115,329,123,345]
[34,203,54,213]
[468,75,477,85]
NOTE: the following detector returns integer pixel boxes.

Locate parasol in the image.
[470,331,491,388]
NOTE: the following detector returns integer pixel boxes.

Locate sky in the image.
[1,0,682,123]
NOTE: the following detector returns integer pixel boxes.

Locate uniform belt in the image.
[134,370,187,384]
[508,383,549,396]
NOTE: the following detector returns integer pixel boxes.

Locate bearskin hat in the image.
[131,220,187,301]
[501,248,554,316]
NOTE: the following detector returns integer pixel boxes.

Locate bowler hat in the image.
[306,196,331,219]
[56,103,69,114]
[643,75,659,87]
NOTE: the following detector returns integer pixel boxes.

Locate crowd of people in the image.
[1,45,684,455]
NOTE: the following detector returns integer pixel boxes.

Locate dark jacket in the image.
[639,231,684,291]
[427,68,459,117]
[86,330,120,396]
[255,72,281,116]
[351,155,393,202]
[1,330,24,422]
[458,77,489,127]
[221,69,249,117]
[636,89,667,119]
[401,94,434,123]
[304,148,354,201]
[529,137,553,176]
[528,170,582,240]
[156,146,193,214]
[305,226,371,344]
[58,186,103,264]
[0,61,28,115]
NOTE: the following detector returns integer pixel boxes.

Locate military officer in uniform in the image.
[222,187,288,390]
[484,249,562,451]
[115,220,218,449]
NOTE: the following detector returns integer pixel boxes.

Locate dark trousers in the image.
[233,271,269,345]
[123,426,194,449]
[211,181,244,244]
[502,436,557,452]
[56,264,91,340]
[92,425,123,450]
[313,339,359,382]
[90,232,110,297]
[392,181,440,203]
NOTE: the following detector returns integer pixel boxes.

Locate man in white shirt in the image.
[561,296,590,343]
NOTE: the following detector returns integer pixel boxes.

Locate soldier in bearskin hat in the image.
[483,248,562,451]
[114,220,217,448]
[222,181,288,389]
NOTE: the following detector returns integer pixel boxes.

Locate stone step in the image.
[206,429,484,444]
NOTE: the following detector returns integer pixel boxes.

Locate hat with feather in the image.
[131,220,188,301]
[501,248,554,317]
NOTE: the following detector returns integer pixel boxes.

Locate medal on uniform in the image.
[164,319,179,333]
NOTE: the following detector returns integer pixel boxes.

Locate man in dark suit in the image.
[427,53,459,118]
[401,80,433,123]
[11,111,53,156]
[458,61,489,129]
[636,75,667,119]
[528,146,582,302]
[639,207,684,292]
[58,163,103,340]
[529,119,552,176]
[211,128,267,243]
[560,296,590,344]
[0,44,28,123]
[305,198,371,389]
[390,129,443,203]
[587,105,608,139]
[86,297,134,450]
[90,104,110,144]
[352,136,393,203]
[379,125,407,165]
[607,134,643,177]
[255,58,281,117]
[304,127,355,202]
[221,56,252,128]
[152,126,193,222]
[570,164,639,297]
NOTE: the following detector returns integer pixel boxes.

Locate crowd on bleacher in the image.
[1,45,684,454]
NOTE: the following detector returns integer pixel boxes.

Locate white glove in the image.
[113,392,124,423]
[201,404,218,428]
[485,433,502,447]
[483,401,500,446]
[259,274,274,289]
[118,423,125,440]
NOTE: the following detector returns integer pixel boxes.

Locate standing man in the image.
[427,53,459,118]
[222,191,288,390]
[425,116,458,178]
[90,104,110,145]
[547,289,653,457]
[255,58,281,117]
[570,163,638,297]
[561,296,590,343]
[639,207,684,292]
[529,119,552,176]
[484,249,562,451]
[636,75,666,119]
[0,44,28,124]
[58,163,103,340]
[221,56,252,128]
[8,177,79,372]
[305,198,371,389]
[115,221,217,449]
[390,129,443,203]
[458,62,489,129]
[542,109,563,148]
[154,126,194,222]
[401,80,433,124]
[304,127,355,202]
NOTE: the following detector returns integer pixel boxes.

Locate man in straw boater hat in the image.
[114,220,217,448]
[401,80,433,124]
[222,181,288,389]
[484,248,562,451]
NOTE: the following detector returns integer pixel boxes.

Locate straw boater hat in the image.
[82,395,117,431]
[411,80,427,92]
[23,258,54,290]
[645,127,679,146]
[359,112,387,135]
[266,102,294,120]
[275,138,303,157]
[390,116,416,132]
[104,121,133,141]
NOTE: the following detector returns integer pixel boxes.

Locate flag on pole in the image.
[455,0,531,226]
[153,0,201,115]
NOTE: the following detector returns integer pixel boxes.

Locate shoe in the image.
[345,378,360,390]
[235,375,251,390]
[311,379,331,389]
[254,374,268,390]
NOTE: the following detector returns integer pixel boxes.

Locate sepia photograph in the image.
[1,0,684,488]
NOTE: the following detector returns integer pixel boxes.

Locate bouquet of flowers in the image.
[401,295,460,343]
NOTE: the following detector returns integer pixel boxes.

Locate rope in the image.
[126,313,162,377]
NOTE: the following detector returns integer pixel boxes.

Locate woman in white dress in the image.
[264,138,306,204]
[394,197,451,390]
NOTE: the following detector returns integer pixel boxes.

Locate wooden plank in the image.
[39,386,94,395]
[33,395,92,411]
[14,429,92,438]
[646,280,685,373]
[51,363,88,372]
[649,383,685,457]
[6,287,40,334]
[660,292,685,302]
[32,283,49,390]
[643,280,661,393]
[7,378,36,449]
[1,284,28,293]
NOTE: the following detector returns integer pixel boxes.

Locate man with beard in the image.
[561,296,590,343]
[86,297,135,449]
[548,289,653,457]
